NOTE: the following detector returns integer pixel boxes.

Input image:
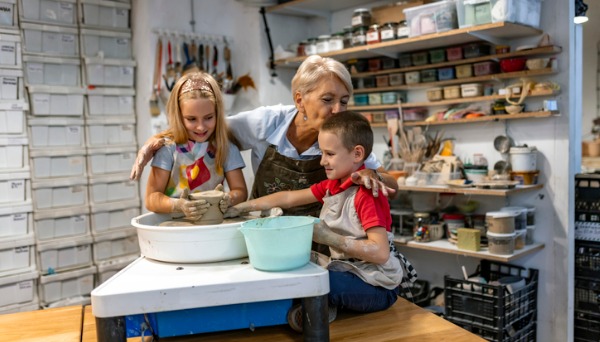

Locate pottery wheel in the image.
[158,216,254,227]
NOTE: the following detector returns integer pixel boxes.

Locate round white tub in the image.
[132,212,248,263]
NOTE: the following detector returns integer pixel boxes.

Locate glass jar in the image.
[352,26,367,46]
[366,24,380,45]
[380,22,397,41]
[397,20,409,39]
[329,33,344,52]
[343,26,353,48]
[316,35,330,54]
[352,8,371,28]
[305,37,318,56]
[413,212,431,242]
[296,40,307,57]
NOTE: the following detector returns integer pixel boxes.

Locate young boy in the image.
[225,111,415,331]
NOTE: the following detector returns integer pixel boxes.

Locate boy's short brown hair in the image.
[321,111,373,160]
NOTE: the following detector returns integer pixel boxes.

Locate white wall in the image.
[582,1,600,139]
[131,1,573,341]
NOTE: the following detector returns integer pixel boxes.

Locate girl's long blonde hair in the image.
[159,72,231,175]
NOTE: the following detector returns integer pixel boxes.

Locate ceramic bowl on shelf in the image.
[505,105,524,114]
[526,58,550,70]
[499,58,527,73]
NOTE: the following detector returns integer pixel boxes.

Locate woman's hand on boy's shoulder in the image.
[350,169,396,198]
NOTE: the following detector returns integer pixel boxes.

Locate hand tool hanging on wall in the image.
[205,44,210,72]
[198,43,204,71]
[224,40,233,80]
[259,6,277,77]
[175,37,183,78]
[212,45,218,77]
[150,38,162,116]
[182,41,199,75]
[163,39,176,91]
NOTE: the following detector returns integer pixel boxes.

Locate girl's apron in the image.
[251,145,326,217]
[166,141,224,198]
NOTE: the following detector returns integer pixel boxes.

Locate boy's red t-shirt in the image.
[310,166,392,232]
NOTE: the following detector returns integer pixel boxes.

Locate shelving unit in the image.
[396,184,543,197]
[395,239,545,263]
[274,22,544,66]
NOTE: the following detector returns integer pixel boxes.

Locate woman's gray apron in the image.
[251,144,326,217]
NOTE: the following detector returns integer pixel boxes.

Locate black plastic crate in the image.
[574,310,600,341]
[575,279,600,314]
[448,313,536,342]
[444,260,538,341]
[576,174,600,213]
[575,241,600,278]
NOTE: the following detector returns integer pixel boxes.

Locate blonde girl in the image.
[145,72,247,221]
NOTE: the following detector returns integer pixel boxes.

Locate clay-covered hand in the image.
[312,220,341,247]
[171,188,210,221]
[223,205,243,218]
[130,136,166,181]
[261,207,283,218]
[213,184,230,214]
[351,169,392,198]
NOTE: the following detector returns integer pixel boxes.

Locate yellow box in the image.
[457,228,481,251]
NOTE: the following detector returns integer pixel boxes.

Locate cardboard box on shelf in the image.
[371,1,434,25]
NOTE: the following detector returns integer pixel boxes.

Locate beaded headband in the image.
[180,77,213,96]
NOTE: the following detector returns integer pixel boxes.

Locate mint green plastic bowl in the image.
[240,216,316,272]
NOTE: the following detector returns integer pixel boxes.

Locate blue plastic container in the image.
[240,216,315,272]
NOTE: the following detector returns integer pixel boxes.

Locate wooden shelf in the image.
[403,111,555,126]
[395,238,545,262]
[396,184,543,197]
[274,22,544,66]
[265,0,371,17]
[351,45,562,78]
[353,67,557,93]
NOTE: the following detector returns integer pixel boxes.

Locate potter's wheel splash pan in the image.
[132,212,249,263]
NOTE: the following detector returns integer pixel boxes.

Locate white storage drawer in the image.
[0,109,25,134]
[33,205,89,241]
[0,171,29,204]
[83,57,135,87]
[0,68,22,100]
[23,55,80,86]
[27,85,85,116]
[19,0,77,25]
[0,233,35,276]
[31,178,88,210]
[37,234,93,274]
[0,136,28,170]
[80,28,131,59]
[0,202,32,238]
[0,32,21,67]
[88,173,138,205]
[21,22,79,57]
[0,270,38,308]
[0,301,39,314]
[86,87,134,116]
[38,265,95,304]
[0,0,16,27]
[95,254,136,285]
[93,227,138,263]
[86,116,136,147]
[28,117,84,149]
[90,199,139,235]
[87,146,136,176]
[30,147,86,180]
[79,0,129,30]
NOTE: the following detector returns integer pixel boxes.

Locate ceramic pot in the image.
[189,190,225,225]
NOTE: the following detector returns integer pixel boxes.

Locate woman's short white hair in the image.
[291,55,353,98]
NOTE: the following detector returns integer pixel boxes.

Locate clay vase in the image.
[189,190,225,225]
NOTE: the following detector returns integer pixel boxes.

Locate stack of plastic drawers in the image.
[78,0,141,286]
[19,0,94,309]
[0,0,39,315]
[574,174,600,342]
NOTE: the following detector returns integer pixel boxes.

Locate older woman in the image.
[131,55,397,216]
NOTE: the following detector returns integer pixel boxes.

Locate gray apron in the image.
[251,144,326,217]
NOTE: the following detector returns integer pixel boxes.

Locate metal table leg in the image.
[96,316,126,342]
[302,294,329,342]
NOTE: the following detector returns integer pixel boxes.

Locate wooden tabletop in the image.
[0,305,83,342]
[82,297,485,342]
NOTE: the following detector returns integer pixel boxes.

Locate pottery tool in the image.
[149,38,162,116]
[198,43,204,71]
[205,44,210,71]
[174,37,183,77]
[163,39,175,91]
[386,111,399,159]
[212,45,218,77]
[182,42,199,75]
[224,41,233,80]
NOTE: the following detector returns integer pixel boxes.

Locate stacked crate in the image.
[19,0,94,309]
[0,0,39,314]
[78,0,140,287]
[574,173,600,342]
